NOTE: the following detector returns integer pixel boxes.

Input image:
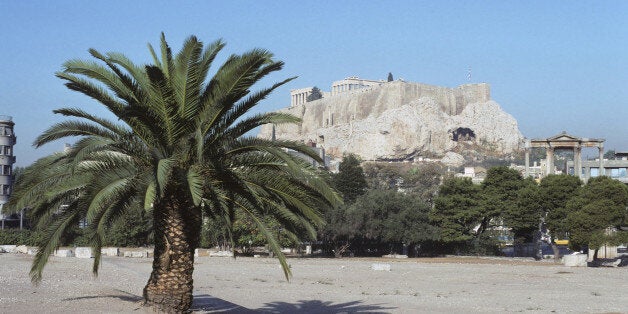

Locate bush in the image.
[0,229,43,246]
[469,232,502,256]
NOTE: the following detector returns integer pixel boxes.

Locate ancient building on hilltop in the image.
[260,78,524,163]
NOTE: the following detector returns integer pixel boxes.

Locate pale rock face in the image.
[260,81,523,161]
[441,152,466,167]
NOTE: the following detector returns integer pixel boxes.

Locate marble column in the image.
[524,141,530,178]
[546,146,554,176]
[599,146,604,176]
[574,146,582,178]
[525,148,530,178]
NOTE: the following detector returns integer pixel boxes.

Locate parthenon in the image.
[290,76,385,107]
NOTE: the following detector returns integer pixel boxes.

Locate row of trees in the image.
[434,168,627,259]
[322,155,627,259]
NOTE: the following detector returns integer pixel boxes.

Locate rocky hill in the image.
[259,81,523,164]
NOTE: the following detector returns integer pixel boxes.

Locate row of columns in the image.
[332,83,364,95]
[524,141,604,179]
[291,92,310,107]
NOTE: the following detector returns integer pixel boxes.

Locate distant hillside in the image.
[259,81,523,162]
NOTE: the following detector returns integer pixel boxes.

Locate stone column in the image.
[574,146,582,178]
[546,146,554,176]
[599,145,604,176]
[524,140,530,178]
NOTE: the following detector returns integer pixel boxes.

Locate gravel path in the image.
[0,253,626,313]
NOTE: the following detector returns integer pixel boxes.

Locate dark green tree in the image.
[431,177,482,247]
[350,190,438,255]
[362,162,403,190]
[387,72,393,82]
[332,154,367,203]
[8,34,340,312]
[306,86,323,102]
[566,176,628,260]
[103,207,152,247]
[504,178,542,242]
[478,166,524,235]
[397,163,444,204]
[362,162,444,203]
[319,203,358,257]
[603,149,616,160]
[538,174,582,259]
[539,175,582,240]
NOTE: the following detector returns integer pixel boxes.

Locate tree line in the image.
[322,155,628,259]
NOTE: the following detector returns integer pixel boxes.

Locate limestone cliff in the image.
[259,81,523,161]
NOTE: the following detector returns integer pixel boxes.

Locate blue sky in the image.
[2,1,628,166]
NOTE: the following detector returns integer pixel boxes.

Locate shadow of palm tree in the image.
[191,295,394,313]
[258,300,394,313]
[62,289,142,303]
[191,294,256,313]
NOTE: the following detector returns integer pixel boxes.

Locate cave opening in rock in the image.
[452,127,476,141]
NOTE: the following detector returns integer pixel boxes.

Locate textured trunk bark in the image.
[592,248,599,262]
[551,243,561,263]
[143,191,201,313]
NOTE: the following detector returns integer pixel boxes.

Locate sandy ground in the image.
[0,253,626,313]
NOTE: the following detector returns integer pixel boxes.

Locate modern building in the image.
[0,115,16,220]
[566,151,628,183]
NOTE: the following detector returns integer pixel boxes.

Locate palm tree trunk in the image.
[143,192,201,312]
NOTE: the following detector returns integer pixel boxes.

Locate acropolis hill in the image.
[259,78,524,163]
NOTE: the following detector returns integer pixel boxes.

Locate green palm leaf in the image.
[8,34,340,312]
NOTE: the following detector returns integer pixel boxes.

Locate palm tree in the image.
[8,34,340,312]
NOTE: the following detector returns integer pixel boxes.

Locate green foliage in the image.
[469,230,503,256]
[362,162,444,203]
[603,149,616,160]
[0,229,41,246]
[387,72,393,82]
[320,189,439,256]
[505,178,542,241]
[539,174,582,240]
[397,163,444,203]
[202,210,301,251]
[103,208,152,247]
[566,176,628,252]
[433,167,539,254]
[8,33,340,286]
[319,203,357,251]
[480,167,524,225]
[431,177,482,244]
[362,162,403,190]
[350,190,438,248]
[306,86,323,102]
[332,154,367,203]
